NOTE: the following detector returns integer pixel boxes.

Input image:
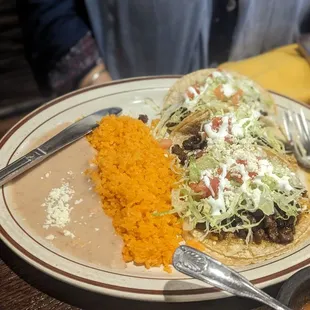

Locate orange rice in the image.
[87,115,183,272]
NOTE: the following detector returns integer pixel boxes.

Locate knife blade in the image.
[0,107,122,187]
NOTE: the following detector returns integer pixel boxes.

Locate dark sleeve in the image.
[16,0,101,95]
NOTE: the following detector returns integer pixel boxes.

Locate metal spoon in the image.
[173,245,291,310]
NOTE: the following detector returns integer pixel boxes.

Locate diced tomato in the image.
[211,117,223,131]
[236,159,247,165]
[186,90,195,100]
[210,177,220,197]
[193,84,201,94]
[224,136,233,144]
[214,85,226,101]
[248,172,258,178]
[159,139,172,149]
[190,178,219,198]
[231,88,243,105]
[190,181,210,198]
[226,172,243,184]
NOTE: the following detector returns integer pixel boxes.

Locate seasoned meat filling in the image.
[182,135,207,151]
[171,145,187,165]
[196,206,298,245]
[138,114,148,123]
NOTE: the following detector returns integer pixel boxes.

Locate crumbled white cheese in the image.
[94,228,100,231]
[45,234,55,240]
[67,170,73,175]
[42,182,74,229]
[74,199,83,205]
[63,230,75,238]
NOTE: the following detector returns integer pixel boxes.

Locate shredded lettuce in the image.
[188,160,201,183]
[155,72,304,242]
[171,140,305,239]
[195,154,218,171]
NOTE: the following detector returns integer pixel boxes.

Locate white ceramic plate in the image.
[1,77,309,302]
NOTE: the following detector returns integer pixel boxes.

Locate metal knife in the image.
[0,107,122,187]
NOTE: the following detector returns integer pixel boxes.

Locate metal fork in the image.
[283,109,310,169]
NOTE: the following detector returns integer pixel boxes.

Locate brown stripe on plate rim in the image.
[0,76,310,297]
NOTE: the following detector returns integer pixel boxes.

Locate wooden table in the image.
[1,239,280,310]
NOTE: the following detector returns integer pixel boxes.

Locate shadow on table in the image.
[1,241,278,310]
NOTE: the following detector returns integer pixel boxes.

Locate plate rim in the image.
[1,75,310,301]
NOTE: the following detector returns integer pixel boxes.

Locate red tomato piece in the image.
[248,172,258,178]
[210,177,220,197]
[190,178,220,198]
[231,88,244,105]
[214,85,226,101]
[186,90,194,100]
[193,84,201,94]
[189,181,211,198]
[236,159,247,165]
[211,117,223,131]
[159,139,172,149]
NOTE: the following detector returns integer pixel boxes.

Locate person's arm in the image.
[16,0,111,96]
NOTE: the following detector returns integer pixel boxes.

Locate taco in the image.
[155,69,277,139]
[168,106,310,266]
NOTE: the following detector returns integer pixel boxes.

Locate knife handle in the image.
[0,148,46,187]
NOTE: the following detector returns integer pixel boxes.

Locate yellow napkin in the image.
[219,44,310,104]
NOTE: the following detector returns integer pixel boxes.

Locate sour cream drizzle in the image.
[200,150,294,215]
